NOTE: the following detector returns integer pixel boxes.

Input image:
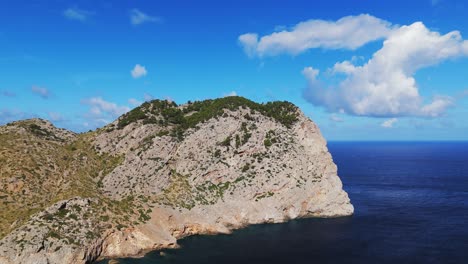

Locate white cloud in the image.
[331,60,357,74]
[128,98,142,107]
[31,86,50,99]
[224,91,237,97]
[381,118,398,128]
[329,114,344,122]
[302,67,320,81]
[81,97,130,118]
[130,9,161,25]
[419,96,454,117]
[238,34,259,57]
[239,14,392,57]
[131,64,147,78]
[63,7,92,22]
[303,21,467,118]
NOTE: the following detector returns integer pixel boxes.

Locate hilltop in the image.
[0,96,353,264]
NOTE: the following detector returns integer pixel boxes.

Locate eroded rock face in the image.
[0,97,353,264]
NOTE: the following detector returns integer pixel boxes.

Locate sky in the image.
[1,0,468,140]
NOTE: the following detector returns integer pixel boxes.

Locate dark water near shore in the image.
[98,142,468,264]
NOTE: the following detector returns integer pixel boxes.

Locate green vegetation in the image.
[264,130,278,148]
[28,124,53,137]
[242,163,250,172]
[235,135,241,148]
[183,97,299,128]
[156,130,170,137]
[156,170,244,210]
[47,230,61,239]
[117,107,147,128]
[194,181,231,204]
[239,122,251,146]
[55,208,70,218]
[12,120,63,141]
[219,135,232,147]
[115,97,299,141]
[118,100,177,129]
[156,171,198,210]
[138,209,151,222]
[255,191,275,201]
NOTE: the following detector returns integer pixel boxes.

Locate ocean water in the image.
[97,142,468,264]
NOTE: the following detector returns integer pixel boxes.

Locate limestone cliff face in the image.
[97,105,353,259]
[0,97,352,264]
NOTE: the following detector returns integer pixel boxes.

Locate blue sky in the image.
[1,0,468,140]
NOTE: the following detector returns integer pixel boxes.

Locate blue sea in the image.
[98,142,468,264]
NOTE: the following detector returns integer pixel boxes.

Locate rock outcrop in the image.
[0,97,353,264]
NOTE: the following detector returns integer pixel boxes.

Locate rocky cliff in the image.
[0,96,353,264]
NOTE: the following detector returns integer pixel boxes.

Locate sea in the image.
[97,142,468,264]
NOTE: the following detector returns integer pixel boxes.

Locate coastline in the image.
[95,208,354,263]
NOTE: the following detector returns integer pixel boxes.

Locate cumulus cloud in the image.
[239,14,392,57]
[419,96,455,117]
[130,9,161,25]
[31,86,50,99]
[381,118,398,128]
[303,21,466,118]
[131,64,147,78]
[63,7,92,22]
[81,97,130,118]
[238,34,259,57]
[302,67,320,83]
